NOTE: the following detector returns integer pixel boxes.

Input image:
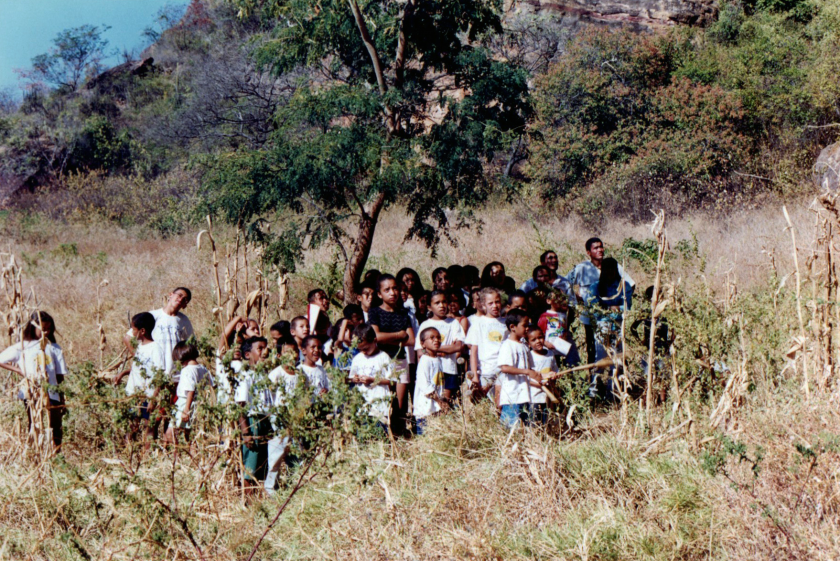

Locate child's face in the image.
[245,320,261,338]
[417,294,429,313]
[358,288,374,310]
[302,340,322,363]
[280,343,299,365]
[379,279,400,306]
[401,273,418,293]
[246,341,267,366]
[509,296,526,311]
[422,330,442,353]
[348,312,364,327]
[448,295,461,313]
[527,329,545,352]
[357,339,377,356]
[311,291,330,312]
[535,269,549,284]
[292,321,309,340]
[510,317,530,339]
[270,329,281,344]
[430,294,448,319]
[399,283,411,302]
[434,271,451,291]
[483,293,501,317]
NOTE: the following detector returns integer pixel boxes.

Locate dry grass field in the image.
[1,197,839,560]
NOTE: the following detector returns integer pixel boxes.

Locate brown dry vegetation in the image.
[1,199,840,560]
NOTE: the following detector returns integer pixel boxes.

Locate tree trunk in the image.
[343,192,387,304]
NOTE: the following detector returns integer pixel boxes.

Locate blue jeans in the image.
[500,403,531,428]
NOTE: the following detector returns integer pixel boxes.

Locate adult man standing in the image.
[567,239,635,364]
[520,250,572,295]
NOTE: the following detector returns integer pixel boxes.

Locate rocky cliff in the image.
[521,0,717,29]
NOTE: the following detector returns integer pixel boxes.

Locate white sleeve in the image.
[181,369,198,393]
[0,344,21,364]
[452,321,466,342]
[349,355,361,377]
[417,358,433,391]
[618,265,635,287]
[234,375,250,403]
[464,324,479,347]
[496,341,515,367]
[51,346,68,376]
[182,314,194,340]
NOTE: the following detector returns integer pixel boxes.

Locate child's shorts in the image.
[395,358,411,384]
[443,373,460,391]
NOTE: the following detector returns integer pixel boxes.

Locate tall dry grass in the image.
[1,197,839,560]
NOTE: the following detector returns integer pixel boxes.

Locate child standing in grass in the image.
[113,312,166,447]
[265,337,299,494]
[526,325,558,427]
[0,311,69,451]
[465,287,508,405]
[348,324,397,436]
[413,327,448,434]
[368,274,415,435]
[234,336,271,497]
[299,335,331,396]
[166,341,212,445]
[496,309,540,428]
[415,291,466,404]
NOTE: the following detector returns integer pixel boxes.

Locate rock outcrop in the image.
[522,0,717,29]
[815,142,840,192]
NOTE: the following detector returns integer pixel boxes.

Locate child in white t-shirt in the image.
[0,311,68,450]
[299,336,331,396]
[496,309,541,428]
[265,337,300,495]
[234,336,271,497]
[113,312,167,448]
[166,341,212,446]
[348,324,396,434]
[414,327,448,434]
[527,325,559,427]
[415,291,466,403]
[464,287,508,405]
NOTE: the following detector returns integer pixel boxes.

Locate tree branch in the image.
[347,0,388,97]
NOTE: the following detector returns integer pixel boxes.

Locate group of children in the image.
[0,240,644,495]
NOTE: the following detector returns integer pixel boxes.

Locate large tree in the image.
[204,0,530,302]
[25,25,111,91]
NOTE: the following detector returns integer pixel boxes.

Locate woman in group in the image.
[480,262,517,299]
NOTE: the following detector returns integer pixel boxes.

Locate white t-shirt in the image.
[299,363,331,395]
[464,316,508,379]
[414,317,466,374]
[414,355,444,419]
[173,364,212,425]
[126,341,166,398]
[269,365,299,406]
[496,338,533,406]
[149,309,194,373]
[530,350,558,405]
[349,351,395,422]
[0,340,68,401]
[214,355,243,405]
[234,368,272,415]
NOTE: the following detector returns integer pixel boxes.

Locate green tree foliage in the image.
[23,25,112,91]
[202,0,531,301]
[529,29,748,217]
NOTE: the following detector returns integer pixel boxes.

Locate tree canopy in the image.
[203,0,531,300]
[23,24,111,91]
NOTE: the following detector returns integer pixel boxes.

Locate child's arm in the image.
[0,362,22,376]
[371,324,408,345]
[220,316,245,351]
[404,327,415,349]
[113,367,130,385]
[181,390,195,423]
[469,345,479,380]
[438,340,464,354]
[238,411,256,450]
[499,364,541,381]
